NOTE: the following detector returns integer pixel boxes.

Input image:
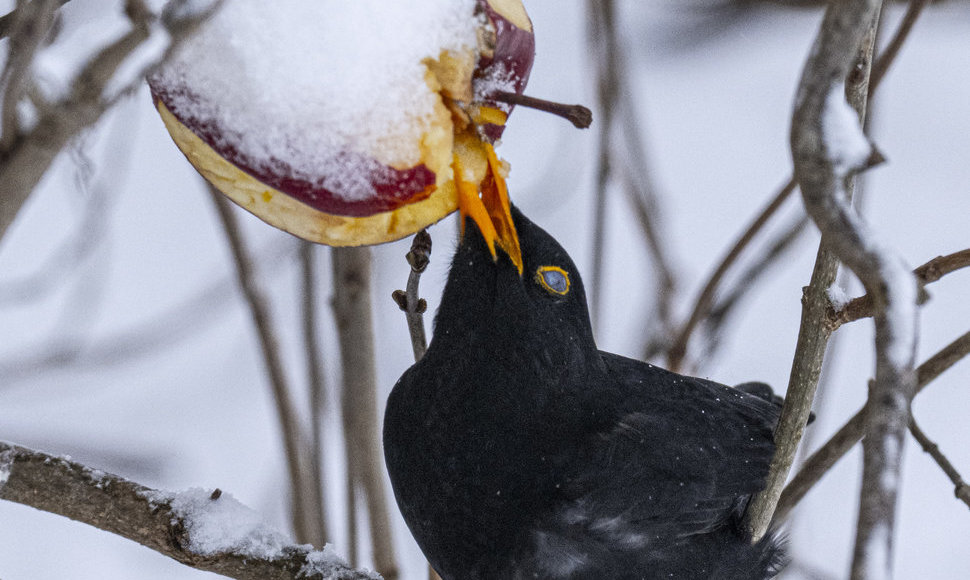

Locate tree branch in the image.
[789,5,923,578]
[392,230,432,363]
[746,3,883,544]
[331,247,398,580]
[211,191,324,547]
[302,241,331,545]
[667,177,798,371]
[830,248,970,329]
[0,441,378,580]
[908,417,970,510]
[0,0,222,242]
[774,329,970,523]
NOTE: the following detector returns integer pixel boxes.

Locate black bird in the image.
[384,208,786,579]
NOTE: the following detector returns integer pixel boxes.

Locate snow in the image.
[151,0,480,201]
[821,82,873,175]
[827,282,850,311]
[301,546,382,580]
[148,487,291,558]
[0,447,13,489]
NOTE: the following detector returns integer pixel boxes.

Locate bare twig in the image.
[587,0,676,343]
[392,230,432,362]
[210,191,324,547]
[908,418,970,510]
[830,249,970,329]
[775,329,970,523]
[746,4,883,544]
[696,215,811,363]
[492,91,592,129]
[0,441,378,580]
[586,0,618,331]
[667,177,799,371]
[868,0,930,91]
[331,247,397,580]
[302,241,330,545]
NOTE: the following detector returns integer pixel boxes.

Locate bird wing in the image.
[531,352,779,558]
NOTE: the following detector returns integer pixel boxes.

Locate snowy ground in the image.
[2,1,969,578]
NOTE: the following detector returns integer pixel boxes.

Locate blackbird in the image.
[384,208,786,579]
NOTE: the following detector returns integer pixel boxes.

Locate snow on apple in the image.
[149,0,535,248]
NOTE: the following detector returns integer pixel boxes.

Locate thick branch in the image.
[0,441,378,580]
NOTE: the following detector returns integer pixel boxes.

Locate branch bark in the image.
[746,3,883,543]
[302,240,331,544]
[211,191,325,547]
[0,441,378,580]
[331,247,397,580]
[830,248,970,329]
[391,230,432,363]
[783,5,921,578]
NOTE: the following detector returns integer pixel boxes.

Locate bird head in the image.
[431,207,598,366]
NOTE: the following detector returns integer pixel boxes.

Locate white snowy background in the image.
[2,1,969,578]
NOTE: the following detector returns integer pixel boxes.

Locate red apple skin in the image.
[148,84,437,218]
[476,0,535,143]
[150,0,534,223]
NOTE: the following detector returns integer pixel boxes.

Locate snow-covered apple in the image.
[149,0,534,269]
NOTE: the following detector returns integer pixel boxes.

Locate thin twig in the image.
[908,418,970,510]
[830,249,970,329]
[301,241,330,545]
[331,247,398,580]
[774,329,970,524]
[392,230,432,362]
[586,0,618,332]
[0,441,378,580]
[697,215,811,363]
[210,191,320,546]
[667,177,798,371]
[868,0,930,91]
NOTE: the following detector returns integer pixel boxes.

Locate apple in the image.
[149,0,534,269]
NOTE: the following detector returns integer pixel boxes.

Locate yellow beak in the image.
[452,141,523,275]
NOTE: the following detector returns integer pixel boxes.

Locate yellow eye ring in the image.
[535,265,570,296]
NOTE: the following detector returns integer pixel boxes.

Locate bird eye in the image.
[535,266,570,296]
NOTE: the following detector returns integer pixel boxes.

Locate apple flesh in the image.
[149,0,534,250]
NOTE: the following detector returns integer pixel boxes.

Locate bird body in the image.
[384,209,786,579]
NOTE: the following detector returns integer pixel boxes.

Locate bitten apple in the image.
[149,0,534,268]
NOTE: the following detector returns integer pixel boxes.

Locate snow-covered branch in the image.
[0,441,379,580]
[788,1,919,579]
